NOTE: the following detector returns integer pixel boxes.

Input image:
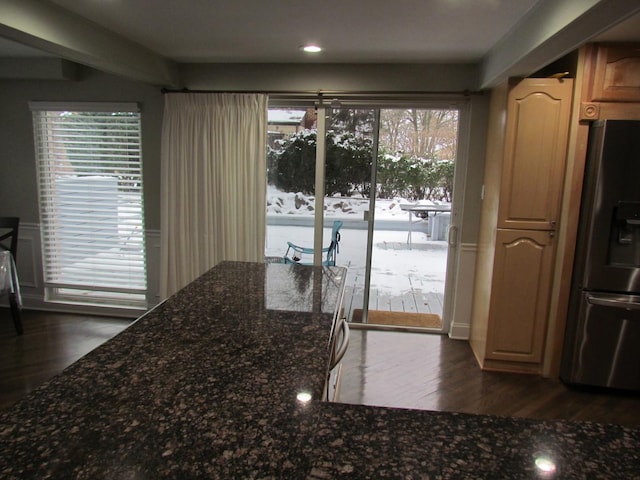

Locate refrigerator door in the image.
[562,292,640,391]
[579,120,640,294]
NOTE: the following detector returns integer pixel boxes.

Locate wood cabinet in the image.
[588,43,640,102]
[470,78,573,374]
[581,43,640,121]
[498,81,572,231]
[485,229,555,364]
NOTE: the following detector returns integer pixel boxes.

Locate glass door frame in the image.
[268,95,472,335]
[360,109,380,324]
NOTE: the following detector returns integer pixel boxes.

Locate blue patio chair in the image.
[284,220,343,266]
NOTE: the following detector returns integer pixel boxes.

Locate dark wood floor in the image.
[0,309,131,410]
[2,310,639,428]
[337,328,640,428]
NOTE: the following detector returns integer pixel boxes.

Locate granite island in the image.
[0,261,639,479]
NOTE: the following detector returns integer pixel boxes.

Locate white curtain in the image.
[160,93,268,299]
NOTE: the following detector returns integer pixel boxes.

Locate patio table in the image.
[400,204,451,247]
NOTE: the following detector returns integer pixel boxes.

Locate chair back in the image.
[283,220,344,266]
[326,220,343,265]
[0,217,19,261]
[331,220,343,244]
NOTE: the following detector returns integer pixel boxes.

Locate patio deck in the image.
[340,240,445,323]
[343,282,444,320]
[266,224,447,327]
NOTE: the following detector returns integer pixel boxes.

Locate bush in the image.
[268,130,316,194]
[325,131,372,197]
[268,131,453,201]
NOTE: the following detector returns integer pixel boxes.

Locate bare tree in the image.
[379,109,458,160]
[379,109,405,153]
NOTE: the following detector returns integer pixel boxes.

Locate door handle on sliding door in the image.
[448,225,458,248]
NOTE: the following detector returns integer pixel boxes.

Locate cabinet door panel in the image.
[498,80,573,230]
[486,229,554,363]
[590,44,640,102]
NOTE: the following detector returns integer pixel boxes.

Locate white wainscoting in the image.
[10,224,478,333]
[10,223,160,318]
[448,242,477,340]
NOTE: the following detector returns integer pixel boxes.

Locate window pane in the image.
[265,108,317,261]
[32,108,147,309]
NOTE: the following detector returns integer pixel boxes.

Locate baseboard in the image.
[17,293,143,319]
[480,358,542,375]
[447,242,477,340]
[448,323,470,340]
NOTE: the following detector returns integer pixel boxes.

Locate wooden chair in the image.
[0,217,23,335]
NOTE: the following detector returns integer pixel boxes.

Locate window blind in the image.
[31,103,147,308]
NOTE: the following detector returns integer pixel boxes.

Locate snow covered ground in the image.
[264,187,449,307]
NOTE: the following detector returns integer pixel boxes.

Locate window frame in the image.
[30,101,148,310]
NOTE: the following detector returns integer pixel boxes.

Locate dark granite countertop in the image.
[1,261,639,479]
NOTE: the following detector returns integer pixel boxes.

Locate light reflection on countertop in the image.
[264,262,344,313]
[534,455,557,475]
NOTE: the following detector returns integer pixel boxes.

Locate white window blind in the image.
[30,102,147,309]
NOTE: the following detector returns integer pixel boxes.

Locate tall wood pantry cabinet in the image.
[470,78,574,374]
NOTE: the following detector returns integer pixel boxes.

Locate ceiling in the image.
[0,0,639,88]
[1,0,542,63]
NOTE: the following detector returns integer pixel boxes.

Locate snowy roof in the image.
[268,110,306,125]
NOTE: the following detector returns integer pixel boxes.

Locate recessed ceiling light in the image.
[301,44,323,54]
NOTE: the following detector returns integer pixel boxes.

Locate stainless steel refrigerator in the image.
[561,120,640,391]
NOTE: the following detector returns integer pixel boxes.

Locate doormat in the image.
[351,309,442,329]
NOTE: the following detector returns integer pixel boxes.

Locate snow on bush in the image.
[266,186,447,219]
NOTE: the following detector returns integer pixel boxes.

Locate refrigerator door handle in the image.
[587,294,640,311]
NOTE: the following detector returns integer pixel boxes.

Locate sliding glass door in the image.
[321,107,376,325]
[265,101,463,333]
[264,108,317,262]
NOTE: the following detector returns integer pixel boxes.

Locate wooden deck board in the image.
[344,279,444,322]
[340,246,445,325]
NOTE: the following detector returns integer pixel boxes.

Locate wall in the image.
[0,66,164,316]
[180,63,479,93]
[0,61,488,328]
[0,65,164,229]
